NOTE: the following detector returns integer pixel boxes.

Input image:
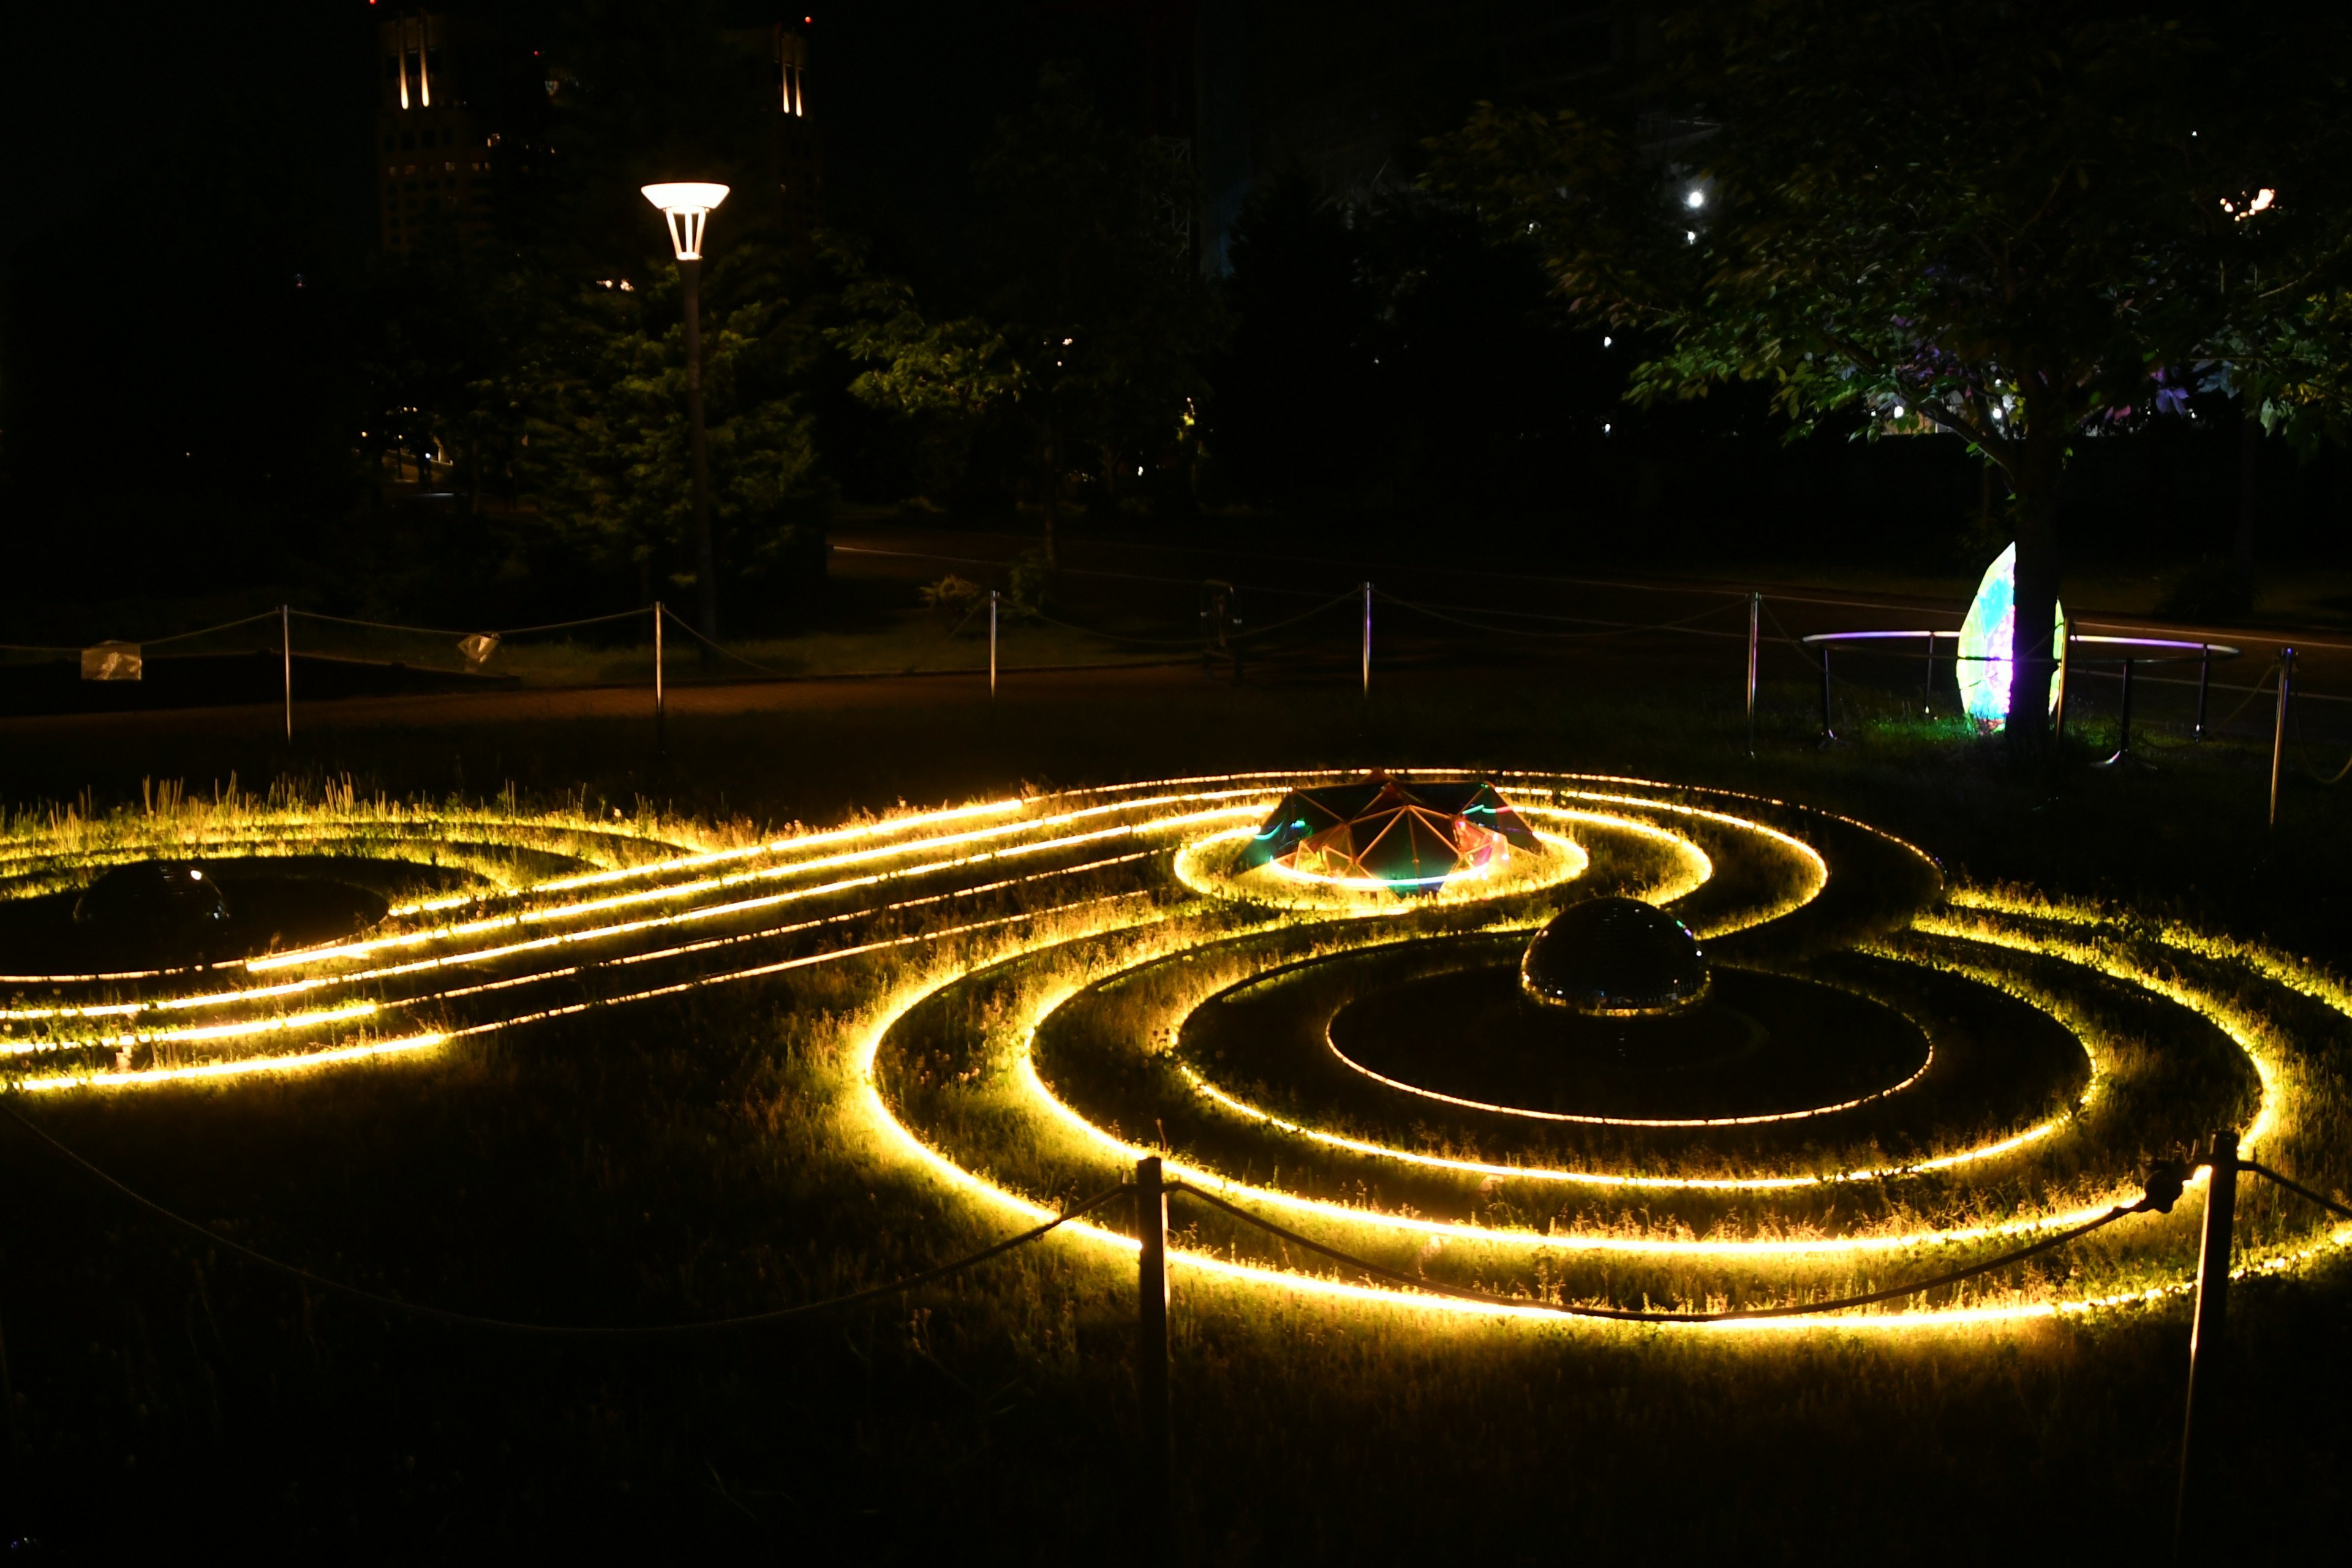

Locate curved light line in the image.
[1316,1000,1936,1128]
[850,932,2237,1325]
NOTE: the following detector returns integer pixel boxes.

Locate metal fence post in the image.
[1818,643,1836,744]
[653,601,666,756]
[2194,644,2213,741]
[280,604,293,744]
[1360,582,1372,703]
[1921,630,1936,716]
[2100,657,2138,767]
[2174,1130,2239,1561]
[1136,1155,1172,1558]
[1746,593,1760,756]
[2270,648,2295,827]
[989,590,999,704]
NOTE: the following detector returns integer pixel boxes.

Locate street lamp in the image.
[642,180,730,646]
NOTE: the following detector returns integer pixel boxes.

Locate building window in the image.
[777,31,809,116]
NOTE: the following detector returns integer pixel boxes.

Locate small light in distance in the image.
[1602,423,1612,434]
[1686,189,1706,209]
[1686,230,1697,244]
[1892,404,1905,419]
[1603,336,1612,348]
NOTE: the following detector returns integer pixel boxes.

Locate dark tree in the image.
[832,67,1219,563]
[1433,0,2352,748]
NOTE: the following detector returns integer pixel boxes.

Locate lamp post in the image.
[642,181,731,647]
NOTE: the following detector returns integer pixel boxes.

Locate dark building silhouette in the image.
[726,19,827,243]
[374,9,500,255]
[371,10,824,256]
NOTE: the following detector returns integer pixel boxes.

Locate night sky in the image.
[0,2,1074,494]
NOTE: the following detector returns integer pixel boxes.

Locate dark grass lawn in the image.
[4,650,2351,1561]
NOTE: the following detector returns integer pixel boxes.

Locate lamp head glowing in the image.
[641,182,731,260]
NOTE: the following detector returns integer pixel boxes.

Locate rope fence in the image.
[1,1100,1126,1338]
[5,561,2348,823]
[13,1076,2352,1557]
[1167,1178,2163,1324]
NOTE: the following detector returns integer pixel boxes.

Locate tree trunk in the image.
[2005,417,2067,758]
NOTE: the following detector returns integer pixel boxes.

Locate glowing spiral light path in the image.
[6,771,2349,1331]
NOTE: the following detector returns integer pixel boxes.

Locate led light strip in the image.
[9,774,2342,1329]
[851,918,2341,1325]
[1165,1040,2064,1191]
[1315,1007,1937,1128]
[10,850,1164,1076]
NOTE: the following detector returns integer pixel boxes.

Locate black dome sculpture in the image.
[73,862,232,930]
[1520,897,1708,1014]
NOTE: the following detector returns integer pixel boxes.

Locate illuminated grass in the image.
[10,769,2349,1331]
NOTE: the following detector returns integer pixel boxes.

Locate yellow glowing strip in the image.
[1517,807,1714,905]
[1177,824,1593,903]
[1048,767,1931,894]
[1267,854,1501,891]
[1539,790,1828,938]
[247,794,1256,972]
[1911,913,2283,1153]
[4,1000,378,1054]
[1318,1010,1934,1127]
[848,930,2211,1325]
[21,1030,452,1091]
[385,796,1025,914]
[5,851,1159,1073]
[25,777,2344,1326]
[5,833,1164,1020]
[1167,1055,2064,1191]
[15,888,1151,1095]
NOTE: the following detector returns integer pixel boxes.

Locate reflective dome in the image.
[73,862,232,930]
[1520,897,1708,1014]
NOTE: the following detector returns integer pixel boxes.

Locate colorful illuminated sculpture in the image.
[1957,543,2065,729]
[1241,777,1541,894]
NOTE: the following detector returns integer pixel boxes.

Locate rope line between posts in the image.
[0,1101,1125,1338]
[3,609,289,657]
[1760,598,1830,676]
[138,611,287,648]
[1032,589,1360,649]
[1371,588,1748,643]
[2243,1161,2352,1223]
[292,607,652,639]
[2214,659,2282,736]
[2287,685,2352,785]
[657,606,800,679]
[902,600,986,673]
[1169,1180,2155,1322]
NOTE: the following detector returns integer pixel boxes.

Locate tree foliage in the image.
[1431,0,2352,744]
[830,67,1221,559]
[521,247,828,607]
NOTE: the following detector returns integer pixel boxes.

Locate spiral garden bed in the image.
[4,769,2348,1330]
